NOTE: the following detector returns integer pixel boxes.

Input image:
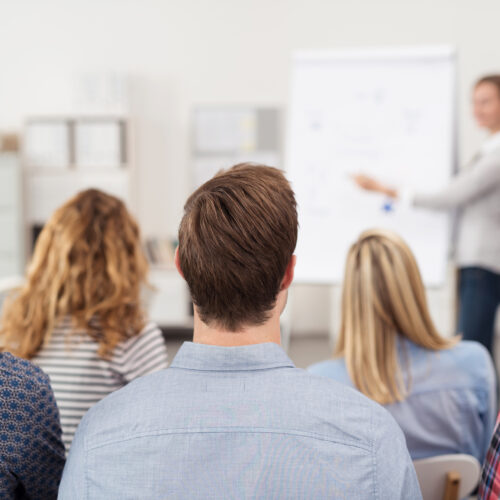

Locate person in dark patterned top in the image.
[479,415,500,500]
[0,352,65,499]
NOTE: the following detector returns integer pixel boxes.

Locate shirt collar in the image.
[170,341,295,372]
[480,131,500,155]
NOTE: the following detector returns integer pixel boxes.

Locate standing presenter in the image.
[354,75,500,355]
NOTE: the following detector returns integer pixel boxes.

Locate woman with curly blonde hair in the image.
[1,189,168,452]
[309,229,496,463]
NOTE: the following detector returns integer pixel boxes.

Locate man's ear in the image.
[174,247,185,279]
[280,255,296,291]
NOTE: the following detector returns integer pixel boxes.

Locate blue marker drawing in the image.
[382,199,394,213]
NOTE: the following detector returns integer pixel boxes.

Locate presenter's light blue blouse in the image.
[309,339,496,463]
[59,341,421,499]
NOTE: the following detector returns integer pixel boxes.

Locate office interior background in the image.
[1,0,499,366]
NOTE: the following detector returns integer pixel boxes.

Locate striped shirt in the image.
[32,318,168,453]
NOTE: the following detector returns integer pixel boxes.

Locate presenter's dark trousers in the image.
[458,266,500,356]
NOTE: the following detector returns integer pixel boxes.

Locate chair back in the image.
[413,454,481,500]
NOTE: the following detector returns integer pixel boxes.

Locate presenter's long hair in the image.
[0,189,149,359]
[336,229,458,405]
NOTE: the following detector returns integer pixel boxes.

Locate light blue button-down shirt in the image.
[59,341,421,499]
[309,339,497,463]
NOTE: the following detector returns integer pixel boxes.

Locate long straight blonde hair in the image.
[335,229,458,405]
[0,189,149,359]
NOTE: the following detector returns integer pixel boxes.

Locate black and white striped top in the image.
[32,317,168,453]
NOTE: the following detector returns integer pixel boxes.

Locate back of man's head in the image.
[178,163,298,331]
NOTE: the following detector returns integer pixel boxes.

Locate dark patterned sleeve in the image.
[0,355,66,500]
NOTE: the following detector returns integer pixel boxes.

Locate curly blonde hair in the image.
[1,189,149,359]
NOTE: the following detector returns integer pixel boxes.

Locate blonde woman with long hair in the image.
[309,229,496,463]
[0,189,168,452]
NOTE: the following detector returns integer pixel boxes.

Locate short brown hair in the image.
[476,75,500,96]
[178,163,297,331]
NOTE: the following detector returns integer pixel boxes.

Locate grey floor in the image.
[164,333,332,369]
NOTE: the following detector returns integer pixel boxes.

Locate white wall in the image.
[1,0,499,335]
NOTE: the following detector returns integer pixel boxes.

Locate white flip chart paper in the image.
[287,47,456,285]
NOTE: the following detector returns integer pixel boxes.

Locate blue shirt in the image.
[59,341,421,499]
[0,352,65,499]
[309,339,497,463]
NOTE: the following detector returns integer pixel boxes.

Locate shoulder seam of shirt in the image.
[82,427,373,453]
[168,365,294,373]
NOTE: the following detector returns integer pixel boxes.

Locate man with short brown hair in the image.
[178,163,298,334]
[59,164,421,499]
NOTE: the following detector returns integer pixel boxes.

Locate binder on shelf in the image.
[75,119,126,169]
[24,120,70,169]
[144,238,176,269]
[192,107,282,188]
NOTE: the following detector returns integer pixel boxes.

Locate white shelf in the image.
[23,115,135,248]
[0,153,23,279]
[25,169,131,224]
[147,267,192,329]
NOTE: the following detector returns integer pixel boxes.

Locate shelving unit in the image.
[23,116,135,234]
[0,152,23,279]
[147,266,192,330]
[192,106,282,188]
[22,116,193,330]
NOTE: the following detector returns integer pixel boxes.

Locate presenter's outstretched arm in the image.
[353,156,500,210]
[353,174,398,199]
